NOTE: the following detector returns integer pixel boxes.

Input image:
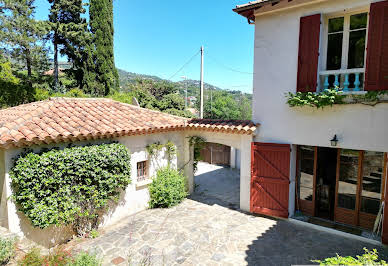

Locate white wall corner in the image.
[240,134,253,212]
[288,144,297,217]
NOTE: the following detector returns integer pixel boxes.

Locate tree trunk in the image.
[53,35,59,91]
[25,48,32,87]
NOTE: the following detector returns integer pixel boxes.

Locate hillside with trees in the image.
[0,0,251,119]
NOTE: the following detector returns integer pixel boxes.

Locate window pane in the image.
[297,146,314,201]
[327,33,343,70]
[361,152,385,215]
[350,13,367,30]
[329,17,344,33]
[348,29,366,69]
[337,149,359,210]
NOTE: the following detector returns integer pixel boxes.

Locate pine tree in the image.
[0,0,49,85]
[48,0,88,91]
[89,0,119,96]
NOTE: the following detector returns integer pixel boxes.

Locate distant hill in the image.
[117,68,226,93]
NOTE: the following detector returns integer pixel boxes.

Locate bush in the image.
[18,248,100,266]
[313,248,387,265]
[10,143,131,235]
[148,167,187,208]
[0,237,16,265]
[70,251,101,266]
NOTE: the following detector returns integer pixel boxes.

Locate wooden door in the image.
[200,143,230,166]
[251,142,291,218]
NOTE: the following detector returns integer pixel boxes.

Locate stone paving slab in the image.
[69,199,388,266]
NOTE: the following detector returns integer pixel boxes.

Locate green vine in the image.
[286,88,345,108]
[287,88,388,108]
[187,136,206,173]
[146,141,177,168]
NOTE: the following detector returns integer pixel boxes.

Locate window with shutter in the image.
[319,10,369,92]
[296,14,321,92]
[365,1,388,91]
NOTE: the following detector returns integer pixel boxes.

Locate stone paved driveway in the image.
[72,198,388,266]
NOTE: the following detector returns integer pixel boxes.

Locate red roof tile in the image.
[0,98,258,149]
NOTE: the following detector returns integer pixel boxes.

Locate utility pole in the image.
[181,76,188,109]
[200,46,204,119]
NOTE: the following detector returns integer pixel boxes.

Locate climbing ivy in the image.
[10,143,131,236]
[146,141,177,168]
[286,89,345,108]
[187,136,206,173]
[286,88,388,108]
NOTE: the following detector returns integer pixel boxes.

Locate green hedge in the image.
[10,143,131,235]
[148,167,187,208]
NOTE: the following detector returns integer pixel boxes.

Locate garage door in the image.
[251,142,291,218]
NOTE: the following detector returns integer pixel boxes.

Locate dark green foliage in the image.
[312,248,387,265]
[10,143,131,235]
[89,0,118,95]
[148,167,188,208]
[286,89,345,108]
[0,237,16,265]
[48,0,88,91]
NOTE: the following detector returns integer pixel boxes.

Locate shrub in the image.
[70,251,101,266]
[18,248,100,266]
[0,237,16,265]
[10,143,131,235]
[148,167,187,208]
[313,248,387,265]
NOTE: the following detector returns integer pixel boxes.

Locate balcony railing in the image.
[318,68,365,93]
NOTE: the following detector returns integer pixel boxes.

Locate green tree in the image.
[48,0,88,91]
[0,57,35,108]
[203,90,241,120]
[0,0,49,84]
[89,0,118,95]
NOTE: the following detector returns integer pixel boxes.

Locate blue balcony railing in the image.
[319,68,365,93]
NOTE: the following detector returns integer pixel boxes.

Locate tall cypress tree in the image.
[89,0,118,96]
[48,0,88,91]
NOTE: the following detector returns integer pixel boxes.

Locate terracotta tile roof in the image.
[0,98,258,149]
[187,119,258,134]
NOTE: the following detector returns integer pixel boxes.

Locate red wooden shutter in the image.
[251,142,290,218]
[365,1,388,91]
[296,14,321,92]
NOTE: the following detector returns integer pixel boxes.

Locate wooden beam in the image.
[312,146,318,216]
[355,151,364,226]
[334,148,341,221]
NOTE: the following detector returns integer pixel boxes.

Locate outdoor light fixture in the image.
[330,135,338,147]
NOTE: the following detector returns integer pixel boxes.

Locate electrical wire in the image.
[207,53,254,75]
[167,50,200,80]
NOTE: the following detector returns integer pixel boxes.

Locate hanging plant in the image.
[187,136,206,173]
[286,89,345,108]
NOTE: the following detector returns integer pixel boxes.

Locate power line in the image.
[167,50,200,80]
[207,53,254,75]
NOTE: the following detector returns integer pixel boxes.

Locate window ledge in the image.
[136,179,152,190]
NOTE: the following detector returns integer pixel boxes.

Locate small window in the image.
[137,161,148,182]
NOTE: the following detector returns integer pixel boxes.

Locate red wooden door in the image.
[251,142,291,218]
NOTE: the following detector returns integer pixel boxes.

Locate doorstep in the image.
[289,215,384,247]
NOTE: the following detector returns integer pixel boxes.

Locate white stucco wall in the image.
[183,131,253,212]
[251,0,388,217]
[0,132,185,247]
[252,0,388,152]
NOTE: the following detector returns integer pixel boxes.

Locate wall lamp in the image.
[330,135,338,147]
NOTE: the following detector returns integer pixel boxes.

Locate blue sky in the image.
[34,0,254,93]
